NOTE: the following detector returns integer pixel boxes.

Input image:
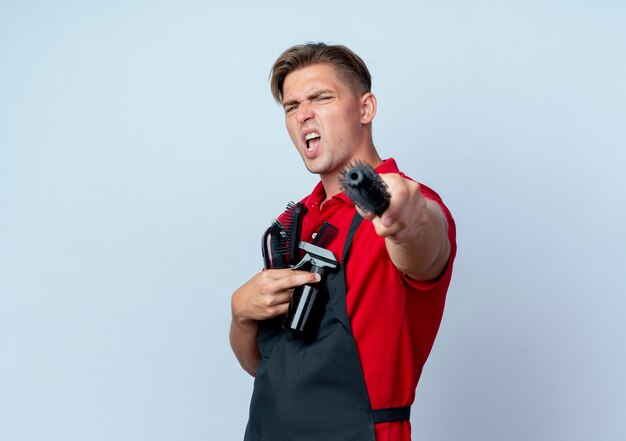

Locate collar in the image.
[304,158,400,210]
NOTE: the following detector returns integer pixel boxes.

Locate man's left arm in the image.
[357,174,451,281]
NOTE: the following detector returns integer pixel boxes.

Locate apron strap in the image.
[342,213,364,263]
[342,214,412,425]
[372,406,411,424]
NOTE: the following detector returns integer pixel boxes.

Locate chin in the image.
[303,163,322,175]
[300,150,343,176]
[302,158,330,175]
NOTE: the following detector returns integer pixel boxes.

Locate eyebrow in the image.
[283,89,335,108]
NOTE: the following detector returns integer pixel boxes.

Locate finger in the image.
[261,291,292,307]
[261,268,299,280]
[251,293,292,320]
[254,291,292,318]
[263,268,317,280]
[271,271,321,292]
[371,216,403,238]
[355,204,375,221]
[378,174,409,228]
[266,302,290,318]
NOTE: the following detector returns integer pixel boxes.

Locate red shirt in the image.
[290,158,457,441]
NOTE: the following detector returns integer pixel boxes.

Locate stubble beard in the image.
[299,136,356,179]
[301,149,343,177]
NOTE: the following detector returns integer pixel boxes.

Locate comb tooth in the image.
[281,201,295,228]
[280,202,295,238]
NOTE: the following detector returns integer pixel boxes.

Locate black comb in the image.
[339,161,390,216]
[312,222,339,248]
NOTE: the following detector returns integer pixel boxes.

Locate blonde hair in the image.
[270,42,372,103]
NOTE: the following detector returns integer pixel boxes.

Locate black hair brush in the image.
[281,201,307,266]
[261,202,308,269]
[339,160,390,216]
[261,220,288,269]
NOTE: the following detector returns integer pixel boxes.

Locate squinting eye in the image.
[285,105,297,114]
[317,96,332,102]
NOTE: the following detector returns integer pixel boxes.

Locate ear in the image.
[360,92,377,124]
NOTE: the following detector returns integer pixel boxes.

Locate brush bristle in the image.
[263,219,288,269]
[339,161,390,216]
[282,201,306,265]
[271,224,288,268]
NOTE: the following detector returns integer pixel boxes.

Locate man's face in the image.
[281,63,370,178]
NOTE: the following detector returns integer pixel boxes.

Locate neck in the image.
[320,149,383,202]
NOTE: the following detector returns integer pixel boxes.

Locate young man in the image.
[230,43,456,441]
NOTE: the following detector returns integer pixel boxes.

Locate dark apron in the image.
[244,214,410,441]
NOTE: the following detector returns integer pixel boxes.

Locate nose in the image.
[296,102,314,124]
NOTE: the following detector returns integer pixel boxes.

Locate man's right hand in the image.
[232,269,321,323]
[229,269,321,376]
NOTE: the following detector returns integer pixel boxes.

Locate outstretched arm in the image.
[357,174,450,281]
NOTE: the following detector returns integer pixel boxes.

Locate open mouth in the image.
[305,132,320,151]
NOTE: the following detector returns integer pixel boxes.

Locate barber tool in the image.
[261,202,306,270]
[311,222,339,248]
[282,201,306,266]
[282,221,338,336]
[261,220,289,270]
[339,160,390,216]
[262,202,339,336]
[283,239,338,336]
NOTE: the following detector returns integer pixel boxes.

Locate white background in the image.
[1,1,625,440]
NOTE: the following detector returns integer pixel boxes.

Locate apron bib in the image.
[245,214,409,441]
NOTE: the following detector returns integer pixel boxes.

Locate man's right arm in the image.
[229,269,321,376]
